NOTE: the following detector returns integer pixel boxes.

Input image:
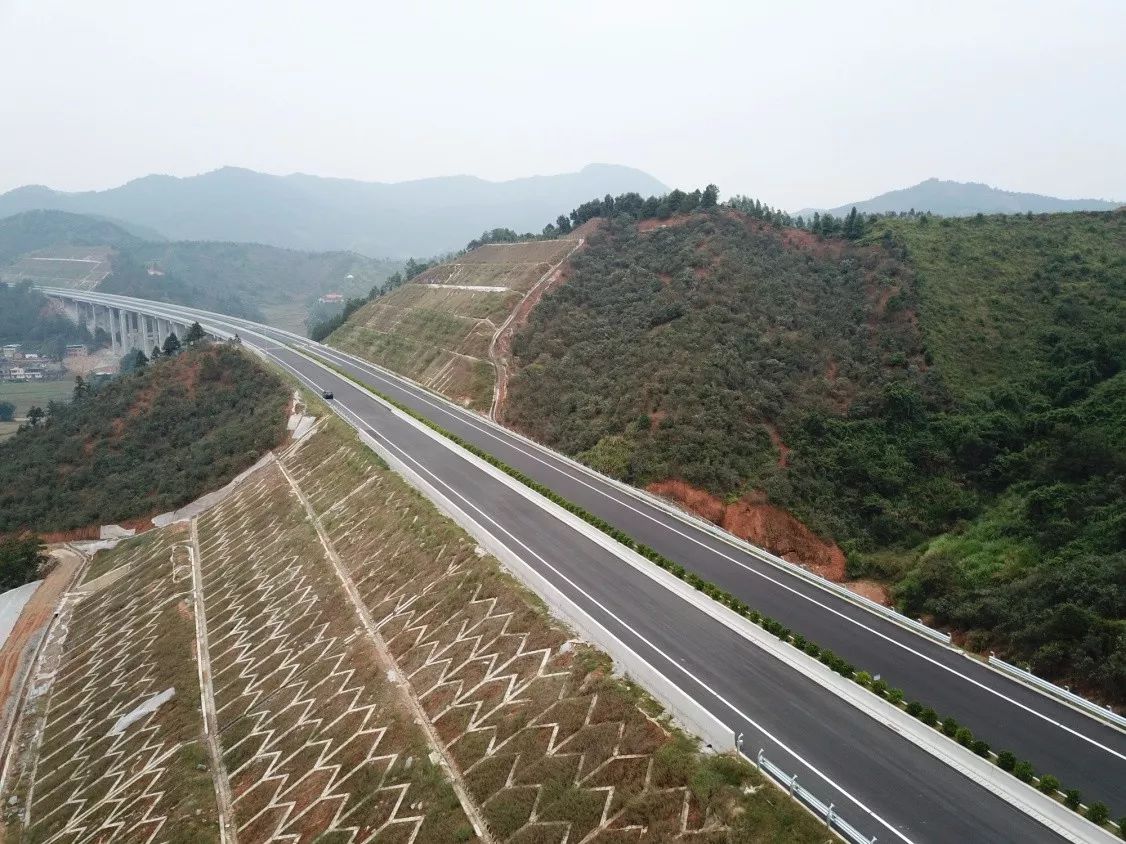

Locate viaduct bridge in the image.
[52,292,198,356]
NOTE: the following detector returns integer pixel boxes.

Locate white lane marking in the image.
[60,292,1125,759]
[296,342,1126,760]
[268,356,914,844]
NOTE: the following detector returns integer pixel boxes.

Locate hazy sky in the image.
[2,0,1123,209]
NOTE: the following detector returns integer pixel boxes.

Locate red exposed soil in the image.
[825,357,839,382]
[25,525,100,544]
[647,480,846,580]
[845,579,890,605]
[0,549,83,737]
[763,423,790,468]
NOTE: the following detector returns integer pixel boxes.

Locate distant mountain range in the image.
[802,178,1122,218]
[0,164,668,258]
[0,210,400,331]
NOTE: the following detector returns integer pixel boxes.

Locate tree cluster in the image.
[0,344,289,534]
[505,209,1126,701]
[0,282,106,358]
[541,185,721,238]
[0,535,46,591]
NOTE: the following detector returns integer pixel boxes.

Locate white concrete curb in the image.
[43,289,1121,841]
[290,348,1115,844]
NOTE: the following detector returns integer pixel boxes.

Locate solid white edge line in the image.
[300,338,1126,758]
[264,352,917,844]
[54,291,1119,841]
[49,291,1126,751]
[279,347,1111,844]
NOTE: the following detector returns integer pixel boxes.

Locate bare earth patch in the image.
[647,480,847,580]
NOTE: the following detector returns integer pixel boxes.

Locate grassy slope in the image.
[277,411,830,841]
[892,212,1125,394]
[0,343,289,533]
[330,239,575,410]
[506,209,1125,699]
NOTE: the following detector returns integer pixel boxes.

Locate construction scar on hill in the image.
[0,414,828,844]
[329,239,581,417]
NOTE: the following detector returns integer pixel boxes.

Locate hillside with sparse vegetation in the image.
[504,205,1125,700]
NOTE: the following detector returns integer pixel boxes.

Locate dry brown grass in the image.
[196,463,476,843]
[279,416,832,842]
[330,239,578,411]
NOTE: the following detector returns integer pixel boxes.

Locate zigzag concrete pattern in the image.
[280,423,724,842]
[3,420,818,843]
[12,529,220,843]
[196,462,474,843]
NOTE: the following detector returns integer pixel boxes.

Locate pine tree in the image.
[185,322,205,344]
[162,332,181,356]
[701,184,719,208]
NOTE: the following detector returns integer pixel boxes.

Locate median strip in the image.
[313,352,1122,838]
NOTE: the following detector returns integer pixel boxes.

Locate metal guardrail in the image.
[988,655,1126,730]
[741,543,952,645]
[753,748,877,843]
[42,287,952,651]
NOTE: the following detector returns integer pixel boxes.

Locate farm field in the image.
[330,239,578,411]
[0,409,828,842]
[0,379,74,417]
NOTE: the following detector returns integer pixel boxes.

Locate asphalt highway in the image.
[51,290,1122,841]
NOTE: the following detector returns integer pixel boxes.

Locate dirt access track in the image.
[489,236,585,421]
[0,548,83,754]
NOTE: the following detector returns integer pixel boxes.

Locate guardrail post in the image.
[789,774,797,796]
[827,802,833,826]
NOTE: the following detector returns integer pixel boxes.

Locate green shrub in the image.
[941,717,959,737]
[919,708,938,727]
[1013,760,1035,783]
[954,727,974,747]
[996,751,1016,771]
[1117,816,1125,838]
[1037,774,1059,794]
[1085,803,1108,826]
[888,688,904,705]
[971,739,990,757]
[905,701,923,717]
[1063,789,1081,811]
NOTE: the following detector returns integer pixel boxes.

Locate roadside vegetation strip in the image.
[274,412,836,842]
[316,355,1123,837]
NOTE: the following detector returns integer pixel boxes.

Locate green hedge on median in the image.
[316,356,1120,831]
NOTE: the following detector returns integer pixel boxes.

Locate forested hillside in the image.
[0,343,289,534]
[0,282,105,356]
[505,208,1125,700]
